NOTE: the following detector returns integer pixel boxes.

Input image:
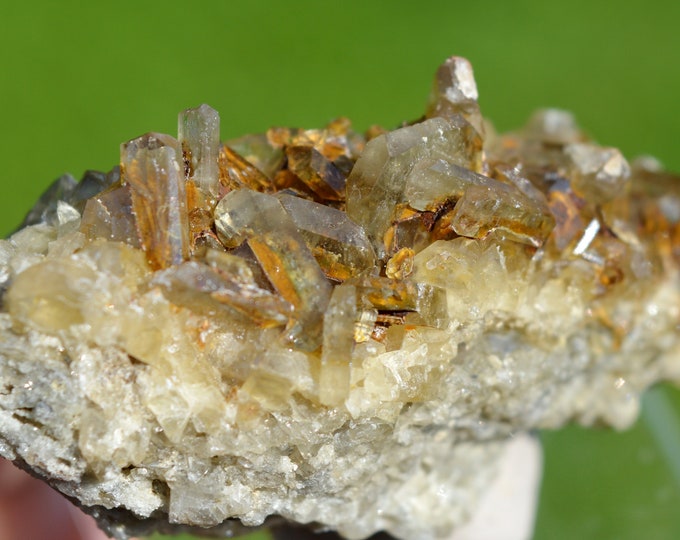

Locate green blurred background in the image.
[1,1,680,538]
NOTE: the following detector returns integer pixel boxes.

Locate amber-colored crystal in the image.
[547,188,587,251]
[218,144,273,194]
[286,145,346,201]
[386,247,415,280]
[154,258,293,328]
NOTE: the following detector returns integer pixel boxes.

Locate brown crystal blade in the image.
[153,259,293,328]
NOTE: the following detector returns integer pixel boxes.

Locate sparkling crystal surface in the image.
[2,56,680,540]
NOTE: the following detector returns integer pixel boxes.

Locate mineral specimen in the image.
[1,55,679,540]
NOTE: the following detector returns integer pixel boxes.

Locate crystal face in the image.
[178,103,221,199]
[1,55,680,540]
[120,132,190,269]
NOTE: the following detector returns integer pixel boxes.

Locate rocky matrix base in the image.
[1,56,679,540]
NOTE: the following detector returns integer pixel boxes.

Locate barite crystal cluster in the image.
[1,56,680,540]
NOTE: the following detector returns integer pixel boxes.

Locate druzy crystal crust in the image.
[1,56,680,540]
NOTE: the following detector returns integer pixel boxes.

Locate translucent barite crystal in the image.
[224,133,285,179]
[121,132,189,269]
[69,169,118,211]
[525,108,583,145]
[320,284,357,405]
[277,193,375,281]
[2,54,680,540]
[178,104,221,199]
[17,173,77,229]
[442,164,555,246]
[214,189,332,350]
[346,116,483,256]
[153,259,293,327]
[350,275,449,329]
[565,142,631,203]
[426,55,484,136]
[18,169,119,230]
[80,184,140,247]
